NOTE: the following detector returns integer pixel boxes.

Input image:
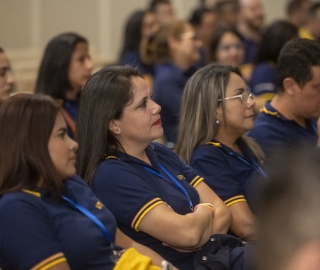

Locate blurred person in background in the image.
[298,1,320,40]
[286,0,311,28]
[216,0,240,28]
[249,20,298,112]
[0,47,15,102]
[35,32,93,139]
[237,0,265,64]
[199,0,219,9]
[119,9,159,87]
[149,0,175,25]
[149,20,202,146]
[189,6,219,65]
[255,148,320,270]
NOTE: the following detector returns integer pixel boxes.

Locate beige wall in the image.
[0,0,289,93]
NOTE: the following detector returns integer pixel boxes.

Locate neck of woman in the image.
[172,55,193,71]
[215,130,242,154]
[120,141,151,164]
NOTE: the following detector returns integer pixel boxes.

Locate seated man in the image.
[248,38,320,159]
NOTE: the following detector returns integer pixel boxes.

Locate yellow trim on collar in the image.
[205,142,221,147]
[260,106,278,116]
[105,155,118,160]
[22,189,41,197]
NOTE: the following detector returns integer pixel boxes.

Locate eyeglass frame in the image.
[218,92,254,105]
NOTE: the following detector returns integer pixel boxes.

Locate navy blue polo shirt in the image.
[190,140,265,213]
[0,175,117,270]
[249,62,277,98]
[248,102,318,159]
[121,50,154,76]
[91,142,204,270]
[153,63,197,144]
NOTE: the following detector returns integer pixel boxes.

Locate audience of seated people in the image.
[249,20,298,112]
[74,65,253,270]
[176,64,265,242]
[35,32,93,139]
[0,94,169,270]
[3,1,320,270]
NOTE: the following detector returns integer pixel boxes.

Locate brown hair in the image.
[76,65,142,183]
[142,20,188,64]
[0,94,64,197]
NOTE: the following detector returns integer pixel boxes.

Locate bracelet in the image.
[194,203,215,211]
[161,260,173,270]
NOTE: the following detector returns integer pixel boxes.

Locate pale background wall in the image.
[0,0,291,93]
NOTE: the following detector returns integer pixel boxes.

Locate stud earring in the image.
[116,128,120,133]
[216,119,220,125]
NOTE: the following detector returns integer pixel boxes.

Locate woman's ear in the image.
[108,119,121,135]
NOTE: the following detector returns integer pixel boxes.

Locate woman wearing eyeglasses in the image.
[176,64,266,242]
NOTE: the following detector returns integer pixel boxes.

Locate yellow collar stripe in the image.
[22,189,41,197]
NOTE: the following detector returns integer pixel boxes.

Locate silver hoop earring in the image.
[216,119,220,125]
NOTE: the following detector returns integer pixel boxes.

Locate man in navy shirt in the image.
[248,38,320,159]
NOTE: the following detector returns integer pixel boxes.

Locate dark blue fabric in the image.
[248,102,318,159]
[121,50,154,75]
[0,175,117,270]
[249,62,277,96]
[190,140,265,213]
[63,98,79,139]
[153,63,197,143]
[242,38,257,64]
[92,142,202,270]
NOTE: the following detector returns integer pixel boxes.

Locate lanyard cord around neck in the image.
[62,196,114,250]
[140,163,194,212]
[227,151,267,178]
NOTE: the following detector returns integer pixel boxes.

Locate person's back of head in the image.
[277,38,320,92]
[35,32,88,100]
[255,148,320,270]
[255,20,298,64]
[286,0,311,27]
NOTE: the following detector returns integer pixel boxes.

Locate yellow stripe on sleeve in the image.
[190,177,204,188]
[31,253,66,270]
[224,195,246,207]
[131,198,165,231]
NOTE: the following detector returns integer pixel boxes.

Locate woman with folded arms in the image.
[76,65,233,270]
[0,94,169,270]
[176,64,266,242]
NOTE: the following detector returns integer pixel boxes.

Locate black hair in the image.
[150,0,171,12]
[286,0,309,15]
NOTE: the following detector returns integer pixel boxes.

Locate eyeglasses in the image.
[218,92,254,105]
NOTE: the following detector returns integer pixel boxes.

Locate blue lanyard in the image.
[140,163,194,212]
[227,151,267,178]
[62,196,114,249]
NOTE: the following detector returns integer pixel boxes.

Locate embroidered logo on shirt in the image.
[95,201,104,209]
[177,174,185,180]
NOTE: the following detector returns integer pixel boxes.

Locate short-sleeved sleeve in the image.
[0,195,66,270]
[92,161,165,231]
[190,146,246,206]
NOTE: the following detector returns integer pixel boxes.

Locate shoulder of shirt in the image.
[0,191,43,211]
